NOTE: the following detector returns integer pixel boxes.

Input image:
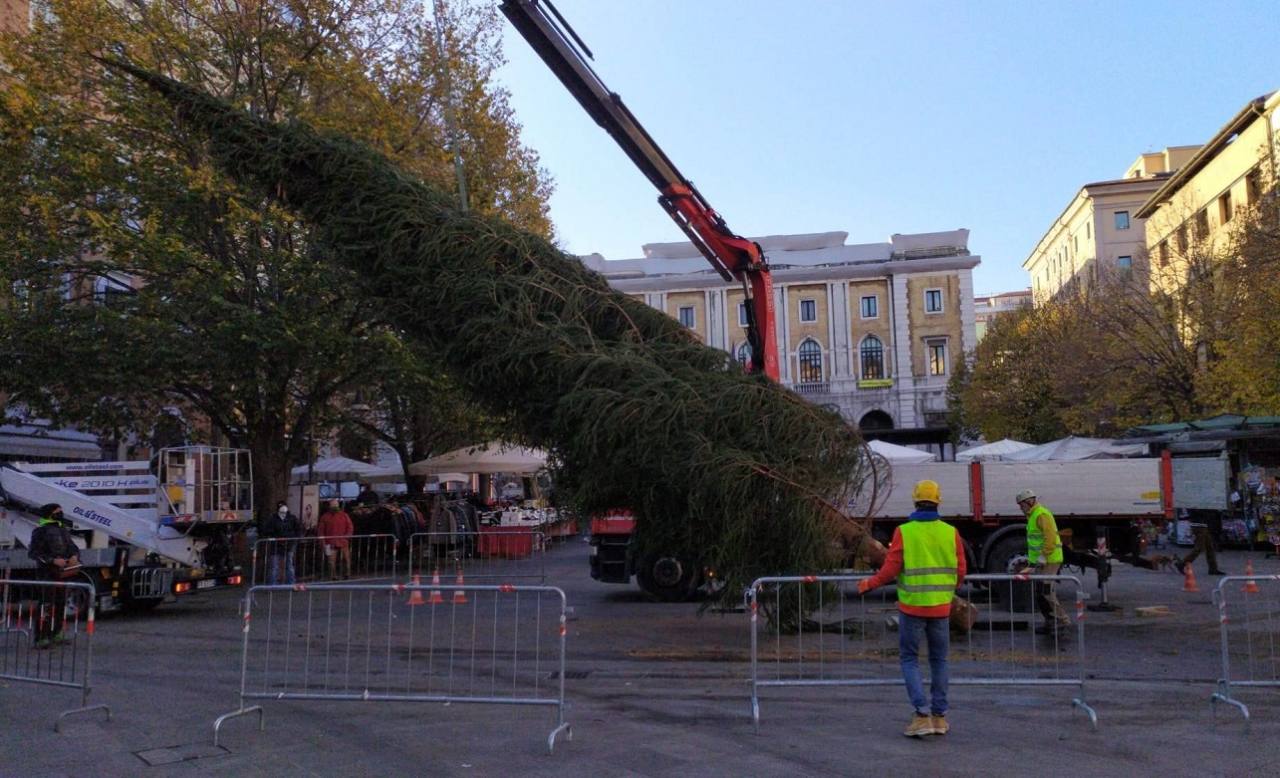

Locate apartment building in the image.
[1022,147,1199,303]
[581,230,979,432]
[973,289,1032,341]
[1138,91,1280,295]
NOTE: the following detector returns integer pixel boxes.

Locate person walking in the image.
[1179,509,1226,576]
[262,501,302,585]
[316,501,355,580]
[857,480,966,737]
[27,503,81,648]
[1015,489,1072,637]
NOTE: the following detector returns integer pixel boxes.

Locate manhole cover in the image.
[134,744,229,766]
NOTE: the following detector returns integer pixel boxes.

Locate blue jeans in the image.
[268,549,296,585]
[899,613,949,716]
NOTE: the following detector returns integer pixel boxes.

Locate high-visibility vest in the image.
[1026,504,1064,564]
[897,521,959,608]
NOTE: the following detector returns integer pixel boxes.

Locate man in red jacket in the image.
[858,480,966,738]
[316,501,355,580]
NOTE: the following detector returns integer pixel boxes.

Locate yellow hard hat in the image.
[912,479,941,505]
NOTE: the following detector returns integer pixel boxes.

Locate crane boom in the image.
[500,0,779,380]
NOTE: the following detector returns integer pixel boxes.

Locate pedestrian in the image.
[316,501,355,580]
[857,480,965,737]
[27,503,81,649]
[355,482,380,507]
[1015,489,1072,637]
[262,501,302,585]
[1179,509,1226,576]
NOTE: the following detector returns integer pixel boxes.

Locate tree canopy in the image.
[0,0,552,511]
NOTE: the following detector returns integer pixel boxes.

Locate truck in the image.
[0,446,252,612]
[590,451,1228,601]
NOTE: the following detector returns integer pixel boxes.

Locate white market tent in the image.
[291,456,401,483]
[956,438,1035,462]
[1002,436,1147,462]
[867,439,937,464]
[409,444,548,476]
[430,472,472,484]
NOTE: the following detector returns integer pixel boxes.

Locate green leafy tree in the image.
[0,0,551,511]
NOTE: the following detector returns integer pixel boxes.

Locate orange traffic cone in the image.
[428,568,445,605]
[406,574,426,606]
[453,568,468,605]
[1182,562,1199,593]
[1243,559,1261,594]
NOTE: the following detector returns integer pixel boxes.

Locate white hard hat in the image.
[1015,489,1036,503]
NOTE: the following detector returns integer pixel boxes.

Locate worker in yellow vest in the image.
[1015,489,1071,636]
[858,480,966,738]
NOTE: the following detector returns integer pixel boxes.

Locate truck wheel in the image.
[635,552,699,602]
[985,534,1029,574]
[984,535,1034,613]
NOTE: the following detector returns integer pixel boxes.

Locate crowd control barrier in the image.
[407,530,547,584]
[0,579,111,731]
[747,573,1096,730]
[251,534,399,586]
[214,582,572,753]
[1210,573,1280,726]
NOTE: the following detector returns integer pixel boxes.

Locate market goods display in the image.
[103,60,879,604]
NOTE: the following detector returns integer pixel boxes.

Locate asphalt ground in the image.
[3,541,1280,776]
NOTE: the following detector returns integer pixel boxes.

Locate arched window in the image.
[860,335,885,380]
[797,338,823,384]
[859,410,894,431]
[735,341,752,368]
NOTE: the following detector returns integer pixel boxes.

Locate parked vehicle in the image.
[0,446,251,612]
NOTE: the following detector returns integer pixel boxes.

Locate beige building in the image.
[973,289,1032,341]
[581,230,979,431]
[1023,147,1198,303]
[1138,91,1280,294]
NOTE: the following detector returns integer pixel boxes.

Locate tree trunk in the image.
[249,430,291,521]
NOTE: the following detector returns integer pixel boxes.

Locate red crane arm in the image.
[500,0,779,381]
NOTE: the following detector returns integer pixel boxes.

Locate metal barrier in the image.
[407,530,546,584]
[1210,573,1280,725]
[251,534,399,586]
[747,573,1096,730]
[1,579,111,731]
[214,582,571,753]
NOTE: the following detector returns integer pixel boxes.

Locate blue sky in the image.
[496,1,1278,295]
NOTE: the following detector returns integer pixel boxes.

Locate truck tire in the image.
[984,534,1034,613]
[984,534,1029,574]
[635,552,699,602]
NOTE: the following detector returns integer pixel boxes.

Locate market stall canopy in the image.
[0,423,101,460]
[291,456,401,483]
[430,472,472,484]
[1002,436,1147,462]
[867,439,937,464]
[956,438,1035,462]
[409,444,548,476]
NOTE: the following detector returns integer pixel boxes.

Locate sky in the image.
[495,1,1279,296]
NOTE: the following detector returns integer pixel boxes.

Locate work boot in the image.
[52,632,71,645]
[34,638,52,650]
[930,715,949,736]
[1209,569,1227,576]
[904,712,935,737]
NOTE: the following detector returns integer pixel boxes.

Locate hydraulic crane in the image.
[500,0,779,381]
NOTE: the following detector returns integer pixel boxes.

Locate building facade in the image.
[1137,91,1280,295]
[581,230,979,431]
[973,289,1032,341]
[1022,147,1198,303]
